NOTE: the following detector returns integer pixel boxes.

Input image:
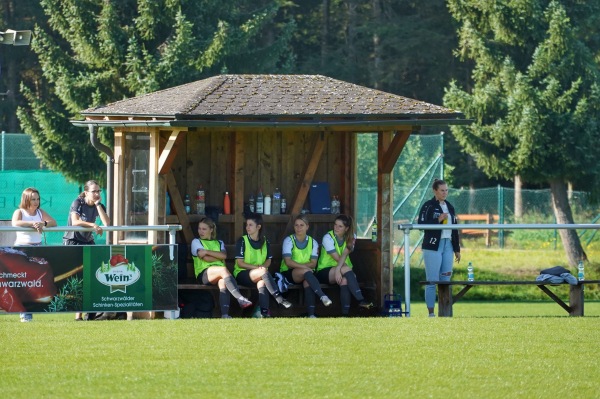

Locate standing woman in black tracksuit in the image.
[418,179,461,317]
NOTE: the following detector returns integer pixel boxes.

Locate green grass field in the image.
[2,302,599,399]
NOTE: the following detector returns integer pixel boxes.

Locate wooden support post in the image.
[112,130,124,243]
[437,284,453,317]
[377,131,393,307]
[569,284,584,316]
[233,132,245,238]
[148,128,160,244]
[158,129,185,175]
[486,213,492,247]
[166,171,194,245]
[288,131,326,216]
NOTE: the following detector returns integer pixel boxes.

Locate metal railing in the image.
[397,223,600,317]
[1,225,182,256]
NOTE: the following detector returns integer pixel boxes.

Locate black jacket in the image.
[418,197,460,253]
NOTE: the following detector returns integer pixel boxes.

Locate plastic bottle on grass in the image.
[467,262,474,281]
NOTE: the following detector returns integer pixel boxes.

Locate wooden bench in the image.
[179,244,376,317]
[419,280,600,317]
[457,214,499,247]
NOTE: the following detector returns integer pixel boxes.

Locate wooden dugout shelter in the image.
[72,74,467,309]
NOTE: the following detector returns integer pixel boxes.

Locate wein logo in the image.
[96,255,140,293]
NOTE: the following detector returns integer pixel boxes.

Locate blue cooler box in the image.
[309,182,331,214]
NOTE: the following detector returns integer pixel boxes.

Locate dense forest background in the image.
[0,0,495,187]
[2,1,598,196]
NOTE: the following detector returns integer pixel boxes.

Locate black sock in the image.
[343,271,364,301]
[340,285,351,315]
[224,276,243,300]
[304,286,316,316]
[258,286,269,314]
[219,289,230,316]
[304,271,325,297]
[261,273,283,303]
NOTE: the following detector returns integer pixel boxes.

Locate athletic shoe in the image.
[428,313,436,318]
[280,298,292,309]
[238,297,253,309]
[358,301,374,310]
[308,315,318,318]
[320,296,332,307]
[94,312,117,321]
[221,315,232,319]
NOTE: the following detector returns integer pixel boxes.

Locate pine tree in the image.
[444,0,600,265]
[17,0,295,182]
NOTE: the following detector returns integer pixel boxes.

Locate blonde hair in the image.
[19,187,40,210]
[198,217,217,240]
[294,214,310,227]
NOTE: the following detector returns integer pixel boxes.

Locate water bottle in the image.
[184,194,191,214]
[264,194,272,215]
[223,191,231,215]
[256,188,264,214]
[578,260,585,281]
[196,186,205,215]
[272,188,281,215]
[331,196,337,214]
[248,194,255,213]
[467,262,474,281]
[371,217,377,243]
[388,303,395,317]
[280,196,287,214]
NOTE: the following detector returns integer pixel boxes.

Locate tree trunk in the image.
[514,175,523,221]
[320,0,330,70]
[549,180,587,266]
[371,0,382,89]
[345,0,358,82]
[2,0,20,132]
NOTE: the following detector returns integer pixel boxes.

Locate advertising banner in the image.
[0,245,177,314]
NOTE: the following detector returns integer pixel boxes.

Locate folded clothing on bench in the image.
[536,266,577,285]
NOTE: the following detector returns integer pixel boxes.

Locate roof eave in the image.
[71,117,471,129]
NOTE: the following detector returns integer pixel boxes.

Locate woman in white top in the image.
[11,187,57,322]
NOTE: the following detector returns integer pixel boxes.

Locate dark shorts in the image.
[197,269,211,285]
[282,270,295,283]
[63,238,94,246]
[235,270,255,287]
[315,267,333,284]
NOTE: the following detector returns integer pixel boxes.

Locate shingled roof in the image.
[80,74,463,122]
